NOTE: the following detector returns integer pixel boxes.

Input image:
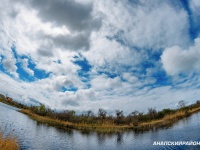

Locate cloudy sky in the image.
[1,0,200,114]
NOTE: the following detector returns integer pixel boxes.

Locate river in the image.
[0,102,200,150]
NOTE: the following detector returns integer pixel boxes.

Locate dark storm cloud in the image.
[37,48,54,57]
[50,33,90,50]
[28,0,101,32]
[36,31,91,54]
[15,0,102,51]
[30,0,102,51]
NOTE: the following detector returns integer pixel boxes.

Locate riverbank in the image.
[139,106,200,130]
[0,133,19,150]
[1,93,200,133]
[19,109,131,132]
[19,105,200,132]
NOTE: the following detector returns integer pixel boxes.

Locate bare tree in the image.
[148,108,157,119]
[116,110,123,118]
[196,100,200,105]
[177,100,187,108]
[87,110,93,117]
[98,108,107,119]
[131,111,139,117]
[115,110,124,124]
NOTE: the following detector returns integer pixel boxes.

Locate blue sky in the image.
[1,0,200,114]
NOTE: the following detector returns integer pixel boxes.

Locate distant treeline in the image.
[1,93,200,127]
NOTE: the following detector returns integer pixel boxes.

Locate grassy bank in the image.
[2,93,200,132]
[19,109,131,132]
[138,107,200,130]
[19,105,200,132]
[0,133,19,150]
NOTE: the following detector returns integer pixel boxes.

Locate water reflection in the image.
[96,132,106,145]
[116,132,123,144]
[35,121,74,136]
[1,102,200,150]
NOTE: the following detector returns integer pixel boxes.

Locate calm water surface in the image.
[0,102,200,150]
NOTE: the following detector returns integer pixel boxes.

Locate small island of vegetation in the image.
[1,93,200,133]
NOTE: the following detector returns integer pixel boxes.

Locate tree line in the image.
[1,94,200,126]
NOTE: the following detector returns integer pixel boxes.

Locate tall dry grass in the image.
[20,105,200,133]
[0,133,19,150]
[139,110,192,130]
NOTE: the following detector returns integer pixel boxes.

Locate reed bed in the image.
[20,109,131,132]
[139,110,193,130]
[19,106,200,133]
[0,133,19,150]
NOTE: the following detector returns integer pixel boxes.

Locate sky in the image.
[1,0,200,114]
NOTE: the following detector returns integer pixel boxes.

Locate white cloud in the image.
[190,0,200,14]
[2,57,18,78]
[21,58,34,76]
[83,0,191,76]
[91,75,122,91]
[76,89,96,101]
[161,38,200,75]
[94,0,190,50]
[122,73,138,83]
[84,34,140,75]
[190,0,200,37]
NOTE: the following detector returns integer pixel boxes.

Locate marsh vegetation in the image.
[0,132,19,150]
[1,94,200,132]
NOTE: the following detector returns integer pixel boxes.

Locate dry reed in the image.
[0,133,19,150]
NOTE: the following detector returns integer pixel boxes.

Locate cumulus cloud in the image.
[2,58,17,72]
[189,0,200,38]
[190,0,200,12]
[83,0,191,76]
[91,75,122,91]
[94,0,190,50]
[84,35,140,75]
[14,0,101,51]
[21,58,34,76]
[2,57,18,78]
[190,0,200,20]
[161,38,200,75]
[122,73,138,83]
[27,0,101,31]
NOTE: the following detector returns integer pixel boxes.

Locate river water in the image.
[0,102,200,150]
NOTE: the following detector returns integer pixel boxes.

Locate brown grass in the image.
[19,109,131,132]
[19,106,200,133]
[0,133,19,150]
[139,108,200,130]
